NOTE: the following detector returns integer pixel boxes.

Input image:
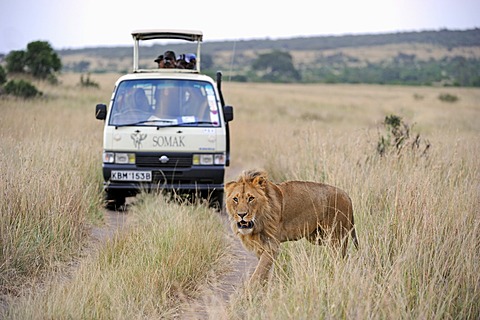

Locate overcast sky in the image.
[1,0,479,53]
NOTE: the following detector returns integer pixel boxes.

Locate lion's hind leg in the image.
[307,227,326,246]
[308,226,349,257]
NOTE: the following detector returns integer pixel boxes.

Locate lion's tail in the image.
[351,226,359,250]
[349,200,359,250]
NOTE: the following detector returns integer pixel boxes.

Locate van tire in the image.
[105,191,126,211]
[209,190,224,211]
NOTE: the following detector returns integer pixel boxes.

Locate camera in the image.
[163,58,173,67]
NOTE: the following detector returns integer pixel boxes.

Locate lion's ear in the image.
[225,181,236,193]
[252,175,267,189]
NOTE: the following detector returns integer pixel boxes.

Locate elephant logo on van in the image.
[131,131,147,149]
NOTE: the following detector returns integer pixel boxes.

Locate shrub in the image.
[79,74,100,88]
[377,114,430,157]
[413,93,424,100]
[438,93,459,103]
[4,79,42,98]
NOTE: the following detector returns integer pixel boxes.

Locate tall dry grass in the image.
[1,74,479,318]
[1,73,231,318]
[226,128,479,319]
[222,82,480,318]
[0,74,107,292]
[2,195,229,319]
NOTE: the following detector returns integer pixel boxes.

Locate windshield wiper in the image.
[178,121,217,126]
[149,121,217,129]
[114,119,176,128]
[114,120,217,129]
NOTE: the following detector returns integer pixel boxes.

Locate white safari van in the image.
[95,29,233,210]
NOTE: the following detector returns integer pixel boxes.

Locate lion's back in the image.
[278,181,353,226]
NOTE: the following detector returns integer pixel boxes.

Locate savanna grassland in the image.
[223,82,480,319]
[1,73,479,319]
[0,73,230,319]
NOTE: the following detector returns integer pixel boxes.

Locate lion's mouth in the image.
[237,220,254,229]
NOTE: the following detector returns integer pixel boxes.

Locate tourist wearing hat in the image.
[162,50,176,68]
[154,54,164,68]
[154,50,177,68]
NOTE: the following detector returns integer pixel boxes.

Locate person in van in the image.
[162,50,177,68]
[185,53,196,69]
[176,54,188,69]
[153,83,181,118]
[154,50,177,69]
[154,54,164,68]
[183,85,209,120]
[113,86,151,124]
[175,53,196,70]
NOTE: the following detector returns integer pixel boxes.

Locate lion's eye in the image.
[232,197,238,203]
[248,196,255,202]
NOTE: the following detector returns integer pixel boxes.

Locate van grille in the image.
[136,153,192,168]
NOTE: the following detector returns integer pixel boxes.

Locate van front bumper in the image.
[102,164,225,195]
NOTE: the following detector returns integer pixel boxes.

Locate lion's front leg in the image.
[250,249,278,284]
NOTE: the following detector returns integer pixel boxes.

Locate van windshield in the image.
[109,79,220,127]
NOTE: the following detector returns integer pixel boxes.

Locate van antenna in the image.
[228,40,236,82]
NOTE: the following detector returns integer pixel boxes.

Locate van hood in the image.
[103,126,221,152]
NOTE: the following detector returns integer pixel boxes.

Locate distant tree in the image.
[0,65,6,85]
[25,41,62,79]
[252,50,301,82]
[5,50,27,73]
[4,41,62,80]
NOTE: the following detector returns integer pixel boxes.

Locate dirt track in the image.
[87,164,258,319]
[92,203,257,319]
[178,214,257,319]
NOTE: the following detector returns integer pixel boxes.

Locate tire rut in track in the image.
[178,213,257,319]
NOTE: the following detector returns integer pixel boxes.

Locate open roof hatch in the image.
[131,29,203,73]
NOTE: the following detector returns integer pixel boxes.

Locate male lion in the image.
[225,169,359,283]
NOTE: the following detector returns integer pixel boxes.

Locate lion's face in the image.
[225,176,268,235]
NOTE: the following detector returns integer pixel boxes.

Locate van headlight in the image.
[103,152,135,164]
[193,153,225,165]
[214,154,226,165]
[103,152,115,163]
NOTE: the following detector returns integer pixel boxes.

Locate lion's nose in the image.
[237,212,247,219]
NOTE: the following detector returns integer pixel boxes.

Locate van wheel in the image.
[105,192,126,211]
[209,191,224,211]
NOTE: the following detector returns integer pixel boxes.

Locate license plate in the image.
[111,170,152,182]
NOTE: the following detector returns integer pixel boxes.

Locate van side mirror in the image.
[95,104,107,120]
[223,105,233,122]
